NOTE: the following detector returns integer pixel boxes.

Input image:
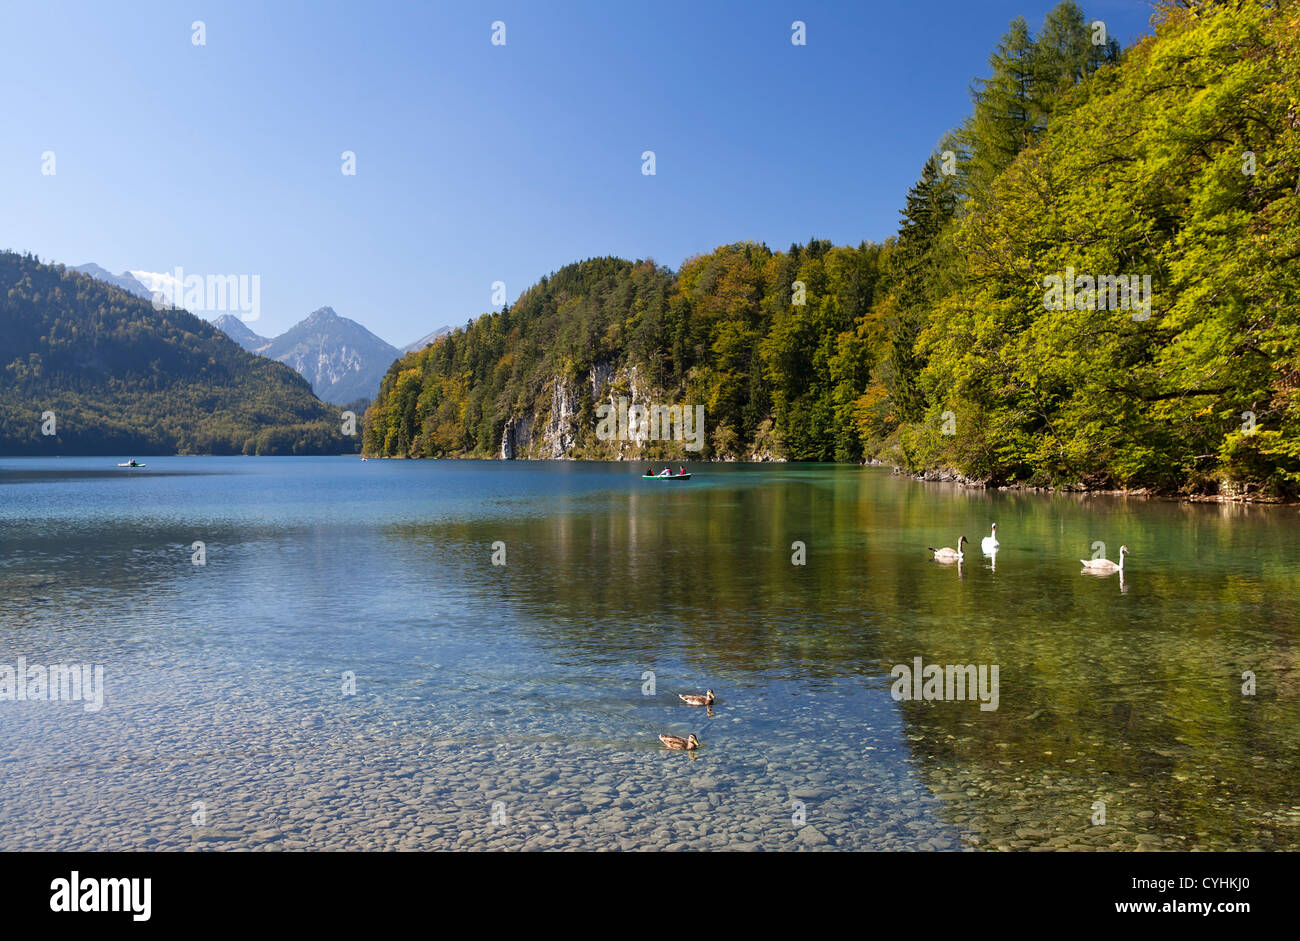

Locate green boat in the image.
[642,473,691,480]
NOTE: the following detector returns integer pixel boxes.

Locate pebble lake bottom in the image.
[0,457,1296,851]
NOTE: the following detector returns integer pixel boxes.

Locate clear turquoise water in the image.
[1,457,1296,850]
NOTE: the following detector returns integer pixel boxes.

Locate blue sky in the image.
[1,0,1157,346]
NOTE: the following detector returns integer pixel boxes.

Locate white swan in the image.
[981,523,999,554]
[929,536,966,562]
[1081,545,1129,573]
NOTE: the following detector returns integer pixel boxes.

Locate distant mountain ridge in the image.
[76,262,453,406]
[212,314,268,353]
[253,307,398,405]
[402,325,453,354]
[0,253,357,455]
[72,264,154,301]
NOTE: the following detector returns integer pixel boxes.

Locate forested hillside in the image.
[0,253,359,455]
[365,0,1298,496]
[364,248,882,462]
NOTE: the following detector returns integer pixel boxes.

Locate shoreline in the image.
[366,450,1299,505]
[370,451,1299,505]
[894,464,1299,507]
[13,450,1294,507]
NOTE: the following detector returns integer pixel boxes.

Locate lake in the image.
[1,457,1296,850]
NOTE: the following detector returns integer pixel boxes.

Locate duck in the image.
[659,733,700,751]
[679,690,715,707]
[981,523,999,554]
[1081,545,1129,573]
[929,536,966,562]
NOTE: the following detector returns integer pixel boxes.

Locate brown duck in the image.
[658,733,700,751]
[679,689,716,707]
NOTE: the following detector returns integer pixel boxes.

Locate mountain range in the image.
[253,307,400,406]
[75,266,450,406]
[0,253,358,455]
[71,264,154,302]
[206,308,400,406]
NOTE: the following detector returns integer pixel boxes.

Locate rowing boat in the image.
[642,473,691,480]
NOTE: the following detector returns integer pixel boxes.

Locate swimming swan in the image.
[1081,545,1129,573]
[981,523,999,554]
[929,536,966,562]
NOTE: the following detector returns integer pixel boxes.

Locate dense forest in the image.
[365,1,1299,497]
[0,252,360,455]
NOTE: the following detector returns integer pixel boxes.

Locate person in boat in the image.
[678,465,685,476]
[659,468,671,477]
[646,467,654,476]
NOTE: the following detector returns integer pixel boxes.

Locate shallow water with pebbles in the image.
[1,458,1297,850]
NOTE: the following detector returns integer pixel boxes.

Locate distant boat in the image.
[117,460,145,467]
[642,472,691,480]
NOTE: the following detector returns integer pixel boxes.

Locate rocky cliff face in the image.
[278,343,363,390]
[592,362,653,456]
[539,379,578,458]
[500,414,533,460]
[499,361,695,460]
[499,381,578,459]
